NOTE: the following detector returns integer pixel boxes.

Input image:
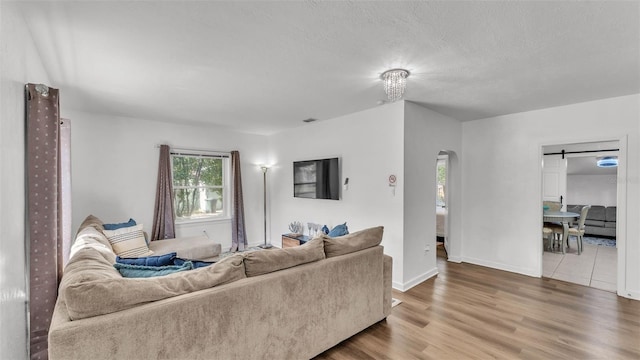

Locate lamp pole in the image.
[259,166,272,248]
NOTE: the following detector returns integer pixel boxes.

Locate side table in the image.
[281,234,311,248]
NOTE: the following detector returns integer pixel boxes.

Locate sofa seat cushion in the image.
[587,206,606,221]
[322,226,384,258]
[243,237,325,277]
[149,235,221,260]
[605,222,617,229]
[585,219,605,227]
[61,247,245,320]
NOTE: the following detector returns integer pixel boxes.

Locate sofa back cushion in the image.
[75,214,105,237]
[605,206,617,222]
[70,226,117,264]
[566,204,583,214]
[61,248,245,320]
[243,236,325,277]
[322,226,384,258]
[587,206,606,221]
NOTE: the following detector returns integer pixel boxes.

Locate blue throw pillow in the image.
[321,225,330,235]
[113,261,193,278]
[116,252,177,267]
[174,258,214,269]
[328,223,349,237]
[103,218,137,230]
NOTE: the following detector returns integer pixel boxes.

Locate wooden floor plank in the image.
[315,245,640,359]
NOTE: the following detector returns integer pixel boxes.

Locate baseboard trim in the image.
[447,256,462,263]
[620,289,640,301]
[392,267,439,292]
[462,256,538,278]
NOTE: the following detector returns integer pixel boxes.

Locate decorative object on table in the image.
[307,222,321,237]
[288,221,304,236]
[328,222,349,237]
[322,225,329,235]
[259,166,273,249]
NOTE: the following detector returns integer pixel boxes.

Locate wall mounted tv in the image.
[293,157,340,200]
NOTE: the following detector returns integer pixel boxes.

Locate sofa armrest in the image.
[383,254,393,317]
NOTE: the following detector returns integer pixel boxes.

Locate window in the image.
[436,157,447,208]
[171,151,230,222]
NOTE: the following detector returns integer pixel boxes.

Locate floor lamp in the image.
[259,166,273,249]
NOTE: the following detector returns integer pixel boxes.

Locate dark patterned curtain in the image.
[230,151,247,251]
[151,144,176,240]
[26,83,69,360]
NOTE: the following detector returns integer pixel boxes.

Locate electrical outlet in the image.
[424,245,430,252]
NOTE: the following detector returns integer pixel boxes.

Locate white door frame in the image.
[539,136,628,299]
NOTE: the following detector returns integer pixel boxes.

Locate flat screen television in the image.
[293,157,340,200]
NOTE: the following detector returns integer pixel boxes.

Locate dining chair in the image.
[543,201,562,212]
[566,205,591,255]
[543,201,564,248]
[542,227,554,252]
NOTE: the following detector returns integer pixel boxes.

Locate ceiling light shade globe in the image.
[596,156,618,168]
[381,69,410,102]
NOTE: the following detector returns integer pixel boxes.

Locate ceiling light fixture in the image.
[380,68,410,102]
[596,156,618,168]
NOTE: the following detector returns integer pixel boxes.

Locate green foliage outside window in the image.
[172,156,224,219]
[436,159,446,206]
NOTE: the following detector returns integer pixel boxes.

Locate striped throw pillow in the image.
[103,224,153,258]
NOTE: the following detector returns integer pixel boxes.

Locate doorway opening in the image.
[436,152,448,259]
[542,141,620,293]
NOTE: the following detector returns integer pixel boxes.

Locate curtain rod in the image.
[155,144,230,158]
[543,148,619,159]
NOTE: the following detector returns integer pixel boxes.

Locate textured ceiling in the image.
[16,1,640,134]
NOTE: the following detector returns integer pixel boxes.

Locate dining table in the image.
[543,211,580,254]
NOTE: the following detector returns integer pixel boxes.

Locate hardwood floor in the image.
[315,245,640,359]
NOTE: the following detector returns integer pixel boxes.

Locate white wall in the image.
[402,102,462,290]
[461,94,640,299]
[268,102,406,286]
[567,174,617,206]
[67,111,268,251]
[0,3,51,358]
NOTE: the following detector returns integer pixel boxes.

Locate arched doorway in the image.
[436,152,449,257]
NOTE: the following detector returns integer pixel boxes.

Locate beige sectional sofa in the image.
[49,216,392,359]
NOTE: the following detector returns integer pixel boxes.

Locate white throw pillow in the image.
[103,224,153,258]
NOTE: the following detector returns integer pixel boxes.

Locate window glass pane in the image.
[174,187,223,220]
[172,156,223,187]
[171,154,226,221]
[436,159,446,207]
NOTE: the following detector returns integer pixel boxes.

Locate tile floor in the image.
[543,240,617,293]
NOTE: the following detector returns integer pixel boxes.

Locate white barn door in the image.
[542,154,567,210]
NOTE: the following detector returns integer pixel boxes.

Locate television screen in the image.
[293,158,340,200]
